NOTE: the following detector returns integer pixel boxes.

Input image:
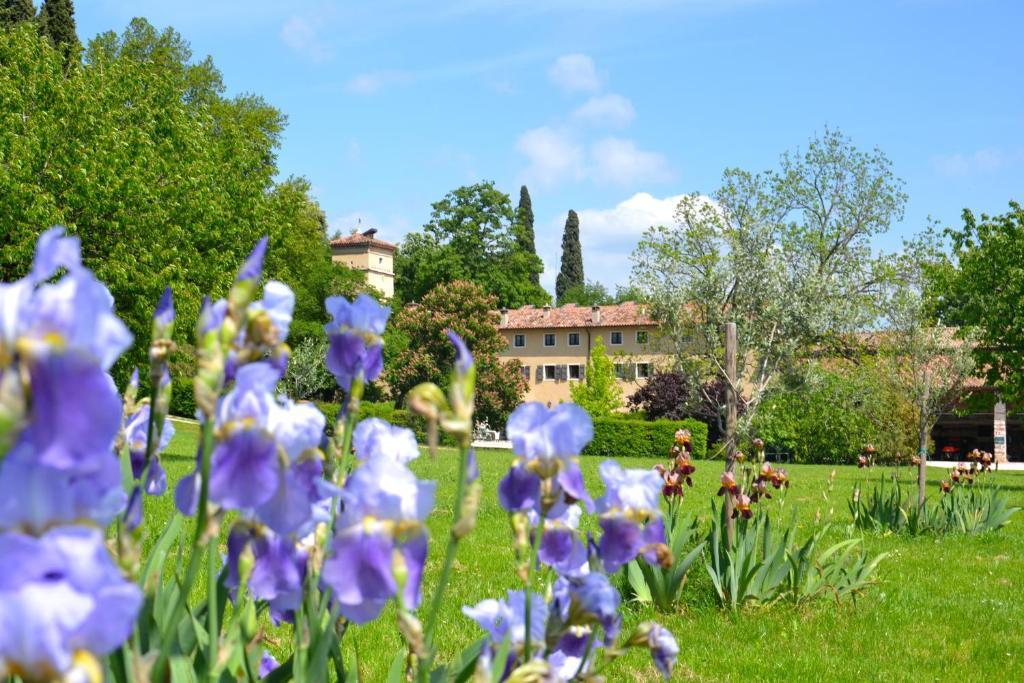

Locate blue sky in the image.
[79,0,1023,293]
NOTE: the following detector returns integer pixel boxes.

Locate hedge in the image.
[315,401,457,447]
[583,417,708,461]
[169,376,197,419]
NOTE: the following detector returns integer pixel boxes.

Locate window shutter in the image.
[559,364,568,381]
[535,366,543,382]
[579,364,586,379]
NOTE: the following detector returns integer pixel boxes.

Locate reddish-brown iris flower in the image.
[858,455,870,469]
[732,493,753,519]
[940,480,952,494]
[718,471,740,496]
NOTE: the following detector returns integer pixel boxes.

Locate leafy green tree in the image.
[570,336,622,417]
[881,236,976,504]
[556,209,584,304]
[559,280,611,306]
[38,0,77,66]
[386,280,528,428]
[935,202,1024,403]
[631,128,906,433]
[394,182,548,308]
[515,185,540,285]
[0,0,34,26]
[0,21,364,386]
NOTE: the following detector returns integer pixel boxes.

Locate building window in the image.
[636,362,650,379]
[521,365,530,380]
[610,331,623,345]
[513,334,526,348]
[568,364,581,380]
[568,332,580,347]
[544,333,556,347]
[614,363,627,380]
[636,330,649,344]
[544,365,557,381]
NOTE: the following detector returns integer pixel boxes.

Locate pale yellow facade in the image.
[330,240,395,299]
[498,321,672,407]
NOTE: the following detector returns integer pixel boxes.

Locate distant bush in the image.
[584,417,708,460]
[170,375,196,419]
[316,401,457,447]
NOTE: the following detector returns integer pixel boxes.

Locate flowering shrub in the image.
[0,228,679,682]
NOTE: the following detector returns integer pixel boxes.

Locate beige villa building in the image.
[330,228,396,299]
[497,302,672,406]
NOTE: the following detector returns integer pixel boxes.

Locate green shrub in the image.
[584,417,707,460]
[315,401,456,447]
[169,375,196,418]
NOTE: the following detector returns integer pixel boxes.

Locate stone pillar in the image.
[994,401,1008,464]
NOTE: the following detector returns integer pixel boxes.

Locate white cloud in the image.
[516,126,584,187]
[344,71,412,95]
[281,16,333,63]
[589,137,674,186]
[547,53,601,93]
[570,93,635,128]
[576,192,685,239]
[932,147,1019,176]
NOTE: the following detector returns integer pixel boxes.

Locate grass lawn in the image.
[153,420,1024,681]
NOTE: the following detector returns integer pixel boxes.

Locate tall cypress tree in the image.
[515,185,540,285]
[556,209,584,305]
[38,0,78,67]
[0,0,35,26]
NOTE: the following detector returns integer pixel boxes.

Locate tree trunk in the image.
[917,370,931,508]
[724,322,738,545]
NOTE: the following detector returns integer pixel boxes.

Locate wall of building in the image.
[331,245,395,299]
[498,325,671,406]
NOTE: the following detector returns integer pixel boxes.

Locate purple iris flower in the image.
[248,280,295,342]
[198,296,228,336]
[646,623,679,679]
[553,573,621,645]
[208,363,282,510]
[321,455,435,623]
[499,402,594,516]
[271,398,326,462]
[236,236,269,283]
[323,294,390,391]
[225,527,307,624]
[259,651,280,677]
[29,226,81,283]
[446,329,473,375]
[462,590,548,663]
[0,526,142,680]
[254,459,338,538]
[595,461,666,572]
[124,404,174,492]
[353,417,420,464]
[0,437,126,534]
[535,504,588,577]
[153,286,174,337]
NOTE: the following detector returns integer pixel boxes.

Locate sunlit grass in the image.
[150,420,1024,681]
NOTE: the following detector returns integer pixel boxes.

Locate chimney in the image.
[543,304,552,319]
[591,305,601,324]
[361,227,378,238]
[500,307,508,325]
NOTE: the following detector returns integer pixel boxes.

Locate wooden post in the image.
[917,369,931,508]
[724,322,738,544]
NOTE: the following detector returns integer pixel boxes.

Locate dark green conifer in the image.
[515,185,540,285]
[555,209,584,305]
[39,0,79,68]
[0,0,35,26]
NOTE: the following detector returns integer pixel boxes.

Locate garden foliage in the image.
[584,417,708,460]
[850,473,1020,536]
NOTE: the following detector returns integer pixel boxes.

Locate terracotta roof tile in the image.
[497,302,656,330]
[329,233,396,252]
